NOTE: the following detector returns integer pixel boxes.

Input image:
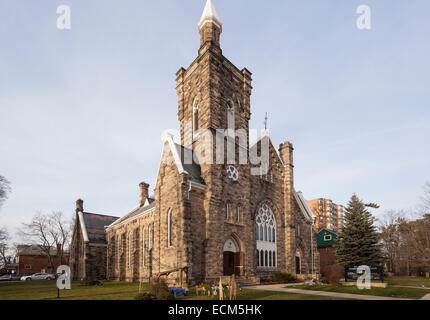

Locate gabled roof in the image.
[249,132,284,166]
[17,245,69,256]
[78,212,119,244]
[164,133,205,185]
[317,229,338,247]
[174,144,205,184]
[82,212,119,230]
[107,200,156,228]
[295,191,315,223]
[108,135,206,230]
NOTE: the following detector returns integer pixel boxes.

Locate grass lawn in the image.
[292,284,430,299]
[0,281,347,300]
[180,289,350,300]
[0,281,148,300]
[386,277,430,288]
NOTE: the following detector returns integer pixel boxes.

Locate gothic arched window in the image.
[193,99,199,136]
[142,227,146,267]
[227,101,234,134]
[148,225,152,249]
[256,204,277,268]
[265,250,268,267]
[117,236,121,270]
[128,232,133,269]
[168,210,173,247]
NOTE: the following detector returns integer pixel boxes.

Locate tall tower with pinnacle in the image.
[175,0,254,278]
[176,0,252,154]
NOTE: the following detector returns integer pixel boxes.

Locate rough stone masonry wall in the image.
[250,141,287,276]
[85,244,108,280]
[185,185,206,282]
[291,198,313,275]
[69,215,86,281]
[153,147,188,283]
[279,142,296,275]
[107,211,154,282]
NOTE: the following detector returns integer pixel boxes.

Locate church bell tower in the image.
[176,0,253,166]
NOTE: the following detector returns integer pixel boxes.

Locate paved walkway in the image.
[393,285,429,289]
[244,284,413,300]
[421,293,430,300]
[391,285,430,300]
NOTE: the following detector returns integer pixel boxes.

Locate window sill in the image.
[225,221,245,227]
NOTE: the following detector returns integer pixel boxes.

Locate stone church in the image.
[70,0,319,284]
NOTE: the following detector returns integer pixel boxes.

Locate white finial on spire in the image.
[198,0,222,30]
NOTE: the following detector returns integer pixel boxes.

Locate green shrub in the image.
[80,279,104,286]
[135,292,156,300]
[157,290,175,300]
[273,272,295,283]
[320,277,329,284]
[149,279,175,300]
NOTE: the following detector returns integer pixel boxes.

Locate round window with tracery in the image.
[226,166,239,181]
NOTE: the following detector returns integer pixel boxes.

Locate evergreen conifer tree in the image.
[335,194,383,266]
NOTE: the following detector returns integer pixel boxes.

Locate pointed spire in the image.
[198,0,222,31]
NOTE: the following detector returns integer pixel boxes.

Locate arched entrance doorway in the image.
[223,239,243,276]
[295,251,301,275]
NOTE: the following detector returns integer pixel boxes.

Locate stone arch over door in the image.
[223,235,244,276]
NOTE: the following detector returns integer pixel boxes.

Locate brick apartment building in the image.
[16,245,69,276]
[307,198,345,233]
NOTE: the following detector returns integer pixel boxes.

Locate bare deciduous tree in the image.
[421,182,430,213]
[0,175,11,209]
[399,215,430,273]
[49,211,72,265]
[20,213,56,270]
[379,210,404,274]
[0,228,10,269]
[19,211,72,270]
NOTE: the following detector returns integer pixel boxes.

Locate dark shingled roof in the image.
[108,199,156,227]
[82,212,119,244]
[174,143,205,184]
[17,245,69,256]
[83,212,119,229]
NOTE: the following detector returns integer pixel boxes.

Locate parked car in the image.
[0,274,21,281]
[22,273,34,277]
[20,273,55,281]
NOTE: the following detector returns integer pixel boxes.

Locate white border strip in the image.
[164,133,189,175]
[295,191,315,223]
[78,211,89,242]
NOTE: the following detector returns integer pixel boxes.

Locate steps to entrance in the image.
[236,276,260,287]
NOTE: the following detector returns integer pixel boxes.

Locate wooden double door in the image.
[223,251,243,276]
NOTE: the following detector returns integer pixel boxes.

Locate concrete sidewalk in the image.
[421,293,430,300]
[244,284,413,300]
